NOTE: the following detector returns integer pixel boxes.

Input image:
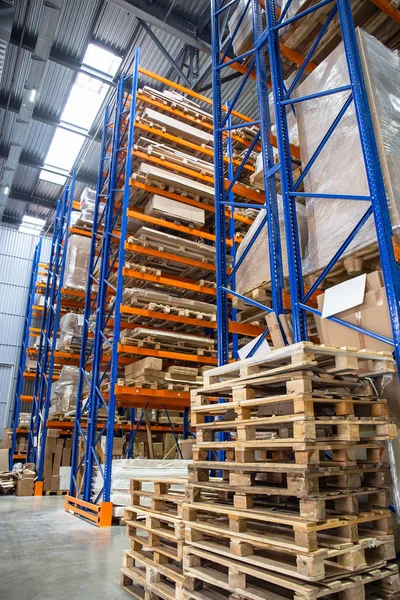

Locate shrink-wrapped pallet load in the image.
[50,365,79,414]
[236,197,308,295]
[63,234,91,290]
[56,312,83,351]
[295,29,400,275]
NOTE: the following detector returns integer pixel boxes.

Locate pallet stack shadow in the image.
[120,477,186,599]
[182,342,400,600]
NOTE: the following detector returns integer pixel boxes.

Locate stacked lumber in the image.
[121,477,187,600]
[182,342,400,600]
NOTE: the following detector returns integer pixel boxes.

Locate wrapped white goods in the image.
[50,366,79,414]
[56,313,83,351]
[295,29,400,275]
[63,234,91,291]
[236,197,307,295]
[228,0,254,56]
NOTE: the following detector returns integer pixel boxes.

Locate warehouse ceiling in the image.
[0,0,216,231]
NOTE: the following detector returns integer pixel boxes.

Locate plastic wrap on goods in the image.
[295,29,400,275]
[56,313,83,351]
[236,197,307,295]
[50,365,79,414]
[80,187,96,210]
[92,458,191,507]
[228,0,254,56]
[63,234,91,290]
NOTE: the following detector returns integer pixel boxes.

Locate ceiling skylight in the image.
[61,73,109,130]
[83,43,122,77]
[19,215,46,235]
[39,44,121,187]
[39,170,67,186]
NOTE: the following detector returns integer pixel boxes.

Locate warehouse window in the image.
[19,215,46,235]
[39,44,121,186]
[82,43,122,77]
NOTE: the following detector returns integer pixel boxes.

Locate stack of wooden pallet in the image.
[121,477,187,600]
[182,342,400,600]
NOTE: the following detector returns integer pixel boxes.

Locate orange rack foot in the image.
[65,495,113,527]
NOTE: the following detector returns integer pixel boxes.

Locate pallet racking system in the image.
[26,180,77,495]
[212,0,400,368]
[65,50,267,526]
[9,240,45,469]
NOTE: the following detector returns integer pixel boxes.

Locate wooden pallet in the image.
[121,553,184,600]
[44,489,68,496]
[186,474,391,519]
[182,546,400,600]
[127,521,184,562]
[182,501,392,553]
[129,478,186,519]
[183,527,395,583]
[199,343,395,386]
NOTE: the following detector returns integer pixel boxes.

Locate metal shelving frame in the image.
[9,239,43,470]
[211,0,400,368]
[66,47,267,526]
[26,178,76,495]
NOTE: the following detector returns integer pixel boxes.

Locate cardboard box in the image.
[52,438,64,475]
[134,441,148,458]
[125,357,162,378]
[16,469,35,496]
[113,437,124,456]
[50,474,60,491]
[0,428,12,450]
[0,448,9,471]
[315,271,392,352]
[178,439,194,460]
[153,442,164,459]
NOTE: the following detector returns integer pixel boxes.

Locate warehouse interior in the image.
[1,0,400,599]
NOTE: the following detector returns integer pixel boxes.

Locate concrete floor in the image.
[0,495,129,600]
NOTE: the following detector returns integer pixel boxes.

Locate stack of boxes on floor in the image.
[42,430,72,493]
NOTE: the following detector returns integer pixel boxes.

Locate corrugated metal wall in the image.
[0,227,51,433]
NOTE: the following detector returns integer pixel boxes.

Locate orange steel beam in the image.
[39,262,48,268]
[136,71,300,159]
[126,208,239,246]
[72,201,80,210]
[46,420,184,433]
[124,241,219,273]
[135,121,255,173]
[114,386,190,408]
[136,93,262,153]
[279,43,317,72]
[369,0,400,23]
[138,66,253,125]
[118,343,217,365]
[123,266,216,296]
[130,181,254,227]
[13,454,26,460]
[120,304,264,337]
[69,226,91,238]
[20,395,33,402]
[131,149,265,204]
[24,371,58,380]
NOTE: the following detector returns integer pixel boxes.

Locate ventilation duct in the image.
[0,1,14,86]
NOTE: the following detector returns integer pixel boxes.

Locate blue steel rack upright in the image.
[211,0,400,368]
[26,177,76,495]
[9,239,43,470]
[68,50,141,527]
[66,46,271,526]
